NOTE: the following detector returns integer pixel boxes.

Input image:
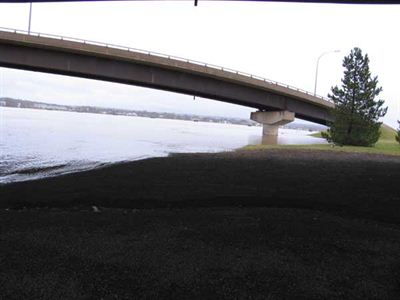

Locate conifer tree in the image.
[322,47,387,146]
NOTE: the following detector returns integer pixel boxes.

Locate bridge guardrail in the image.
[0,26,333,103]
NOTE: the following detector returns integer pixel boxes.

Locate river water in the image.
[0,107,325,183]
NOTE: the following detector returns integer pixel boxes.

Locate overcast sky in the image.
[0,1,399,127]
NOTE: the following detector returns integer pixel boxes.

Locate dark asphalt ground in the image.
[1,149,400,299]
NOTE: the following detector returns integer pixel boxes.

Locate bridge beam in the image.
[251,110,295,136]
[0,30,333,125]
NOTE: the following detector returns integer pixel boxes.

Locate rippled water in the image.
[0,107,325,183]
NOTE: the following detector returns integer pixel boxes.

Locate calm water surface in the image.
[0,107,325,183]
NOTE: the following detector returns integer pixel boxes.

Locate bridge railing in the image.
[0,26,333,103]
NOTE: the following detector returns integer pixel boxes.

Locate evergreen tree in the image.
[396,121,400,144]
[322,47,387,146]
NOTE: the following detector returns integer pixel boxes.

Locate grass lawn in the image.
[245,124,400,156]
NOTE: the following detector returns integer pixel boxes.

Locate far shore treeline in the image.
[0,97,326,132]
[0,97,256,126]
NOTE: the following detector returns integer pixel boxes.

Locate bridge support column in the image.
[250,110,295,136]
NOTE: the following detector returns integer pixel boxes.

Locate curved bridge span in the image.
[0,28,334,131]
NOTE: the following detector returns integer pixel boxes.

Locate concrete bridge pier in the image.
[250,110,295,137]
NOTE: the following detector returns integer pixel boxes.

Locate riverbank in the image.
[2,149,400,223]
[284,123,400,156]
[1,149,400,299]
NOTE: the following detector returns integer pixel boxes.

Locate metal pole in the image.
[314,50,340,96]
[28,3,32,34]
[314,53,324,96]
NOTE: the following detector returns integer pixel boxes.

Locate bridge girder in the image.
[0,30,333,125]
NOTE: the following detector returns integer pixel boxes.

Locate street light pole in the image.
[28,3,32,34]
[314,50,340,96]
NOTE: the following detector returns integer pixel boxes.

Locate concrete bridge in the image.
[0,28,334,136]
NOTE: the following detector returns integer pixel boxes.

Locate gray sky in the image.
[0,1,399,127]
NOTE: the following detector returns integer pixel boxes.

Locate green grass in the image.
[310,131,323,138]
[310,123,396,140]
[380,123,397,141]
[246,124,400,156]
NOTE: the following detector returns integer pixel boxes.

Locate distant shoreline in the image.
[0,97,326,131]
[0,97,257,126]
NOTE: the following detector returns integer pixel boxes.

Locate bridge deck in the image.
[0,28,334,124]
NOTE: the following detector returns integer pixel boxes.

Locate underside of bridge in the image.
[0,30,334,139]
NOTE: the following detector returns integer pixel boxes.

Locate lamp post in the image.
[314,50,340,96]
[28,3,32,34]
